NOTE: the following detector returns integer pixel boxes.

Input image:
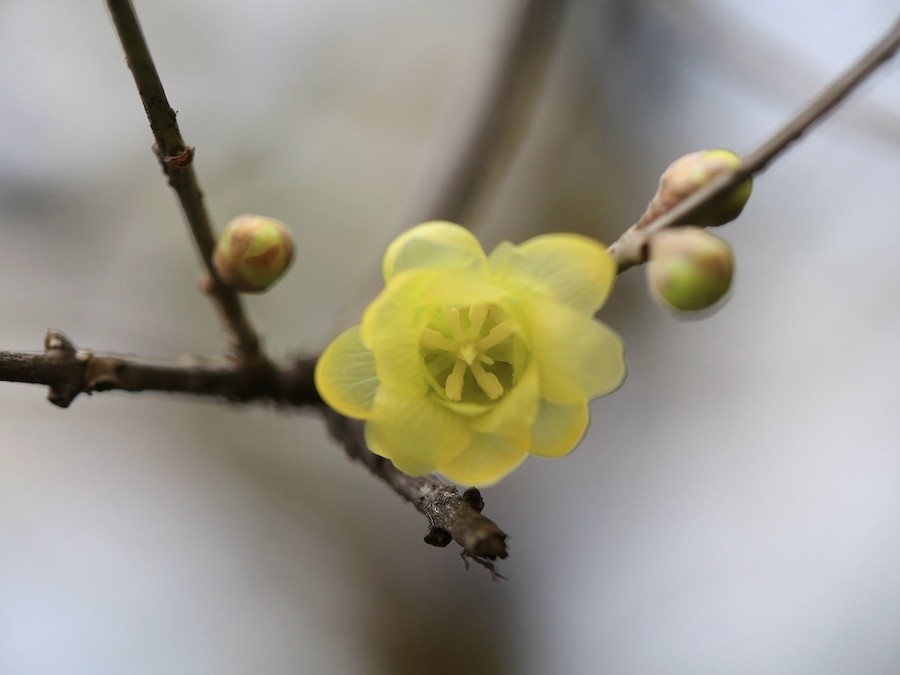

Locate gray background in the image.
[2,1,900,673]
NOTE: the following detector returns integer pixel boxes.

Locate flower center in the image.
[419,304,518,404]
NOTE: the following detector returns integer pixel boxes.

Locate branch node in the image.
[44,330,75,356]
[423,527,452,548]
[462,487,485,513]
[162,145,195,170]
[43,330,87,408]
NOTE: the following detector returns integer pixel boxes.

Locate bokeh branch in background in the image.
[409,0,570,225]
[1,3,899,572]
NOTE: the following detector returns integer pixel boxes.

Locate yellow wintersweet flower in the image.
[315,221,625,487]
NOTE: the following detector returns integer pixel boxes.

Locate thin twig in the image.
[105,0,261,357]
[321,409,508,560]
[608,15,900,272]
[407,0,570,225]
[650,0,900,149]
[0,331,315,408]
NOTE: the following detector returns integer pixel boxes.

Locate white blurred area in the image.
[2,1,900,673]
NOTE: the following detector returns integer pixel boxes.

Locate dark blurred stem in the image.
[609,15,900,272]
[409,0,571,225]
[106,0,261,358]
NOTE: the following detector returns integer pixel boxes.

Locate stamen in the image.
[420,328,457,351]
[467,305,488,339]
[421,304,519,404]
[444,360,466,401]
[444,307,465,342]
[476,321,513,351]
[470,362,503,400]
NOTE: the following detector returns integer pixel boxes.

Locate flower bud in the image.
[640,149,752,227]
[647,227,734,313]
[213,214,294,293]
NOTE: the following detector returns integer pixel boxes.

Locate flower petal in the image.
[529,399,589,458]
[315,325,379,419]
[524,297,626,404]
[382,221,486,283]
[489,233,616,313]
[437,432,529,487]
[365,388,471,475]
[470,363,540,445]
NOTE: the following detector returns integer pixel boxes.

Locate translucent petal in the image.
[437,432,529,487]
[529,399,589,458]
[361,268,506,392]
[524,297,626,404]
[470,364,540,443]
[314,325,379,419]
[489,233,616,313]
[365,388,471,474]
[406,268,505,307]
[382,221,486,283]
[360,287,423,395]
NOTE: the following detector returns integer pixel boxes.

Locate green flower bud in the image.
[647,227,734,313]
[657,149,752,226]
[213,214,294,293]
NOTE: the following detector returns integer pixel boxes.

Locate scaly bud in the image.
[638,149,752,228]
[213,214,294,293]
[647,226,734,313]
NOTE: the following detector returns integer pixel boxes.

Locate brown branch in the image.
[407,0,571,225]
[0,331,316,409]
[321,409,508,561]
[105,0,261,358]
[608,15,900,272]
[0,331,509,561]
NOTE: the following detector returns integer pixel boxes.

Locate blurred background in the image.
[2,1,900,673]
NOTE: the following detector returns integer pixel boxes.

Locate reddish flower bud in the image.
[213,215,294,293]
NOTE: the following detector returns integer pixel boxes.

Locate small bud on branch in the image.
[637,149,753,229]
[647,227,734,313]
[213,215,295,293]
